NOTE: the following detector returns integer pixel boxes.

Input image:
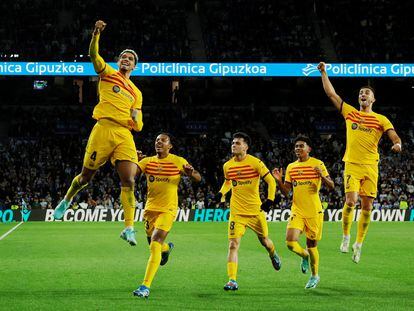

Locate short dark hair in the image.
[233,132,251,146]
[119,49,139,65]
[360,85,375,96]
[294,135,312,147]
[156,132,174,145]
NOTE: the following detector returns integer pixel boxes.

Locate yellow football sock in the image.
[342,203,355,236]
[162,243,170,253]
[121,186,136,227]
[142,241,162,287]
[356,209,372,244]
[227,262,238,280]
[65,175,88,201]
[286,241,308,258]
[308,247,319,276]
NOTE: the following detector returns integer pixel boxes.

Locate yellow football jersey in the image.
[223,154,273,215]
[138,154,189,216]
[93,65,142,129]
[89,34,143,130]
[341,102,394,164]
[285,157,329,218]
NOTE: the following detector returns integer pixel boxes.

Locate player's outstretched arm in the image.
[272,168,292,197]
[318,62,343,110]
[89,20,107,74]
[387,129,402,153]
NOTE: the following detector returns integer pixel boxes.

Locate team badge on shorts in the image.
[149,175,155,182]
[113,85,121,93]
[352,123,358,130]
[232,180,237,187]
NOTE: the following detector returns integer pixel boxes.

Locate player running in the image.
[272,136,334,289]
[217,132,281,291]
[318,62,402,263]
[54,20,143,246]
[133,133,201,298]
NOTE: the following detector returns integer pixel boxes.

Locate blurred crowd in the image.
[1,103,413,211]
[199,0,321,61]
[0,0,190,62]
[1,0,414,62]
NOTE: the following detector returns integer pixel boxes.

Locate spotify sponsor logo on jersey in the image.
[351,122,374,133]
[149,175,170,183]
[293,180,312,187]
[232,180,252,186]
[112,84,134,102]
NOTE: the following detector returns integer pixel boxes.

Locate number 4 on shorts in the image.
[90,151,97,161]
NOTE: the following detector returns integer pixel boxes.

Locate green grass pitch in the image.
[0,221,413,310]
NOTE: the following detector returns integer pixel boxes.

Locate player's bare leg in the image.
[258,236,281,271]
[54,167,96,220]
[352,196,374,263]
[117,161,138,245]
[224,238,240,290]
[341,191,358,253]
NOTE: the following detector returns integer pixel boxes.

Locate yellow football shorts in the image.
[287,213,324,241]
[143,210,175,236]
[83,119,138,170]
[228,212,268,239]
[344,162,378,197]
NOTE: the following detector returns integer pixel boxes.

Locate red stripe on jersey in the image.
[290,172,319,177]
[361,120,381,126]
[146,167,180,172]
[101,77,137,100]
[291,166,312,169]
[229,168,256,174]
[228,172,258,178]
[290,171,316,175]
[350,114,381,126]
[145,172,180,176]
[147,163,179,168]
[346,116,360,123]
[104,75,136,97]
[146,168,180,174]
[290,168,316,172]
[362,123,382,129]
[291,175,319,179]
[113,73,136,95]
[350,115,381,125]
[148,161,174,165]
[228,165,251,171]
[362,124,382,130]
[361,122,382,129]
[346,117,382,130]
[352,111,378,120]
[147,163,179,170]
[234,174,260,180]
